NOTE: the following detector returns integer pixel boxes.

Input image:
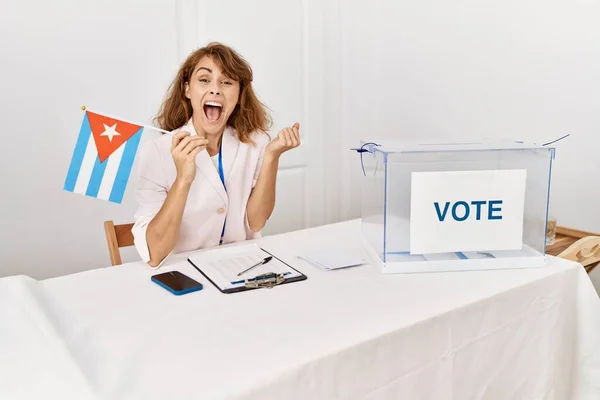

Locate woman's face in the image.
[185,56,240,136]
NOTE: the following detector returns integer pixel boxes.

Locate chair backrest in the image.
[104,220,135,266]
[558,236,600,273]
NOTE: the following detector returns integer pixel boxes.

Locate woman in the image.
[132,42,300,267]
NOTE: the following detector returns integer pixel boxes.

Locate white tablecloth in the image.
[1,220,599,399]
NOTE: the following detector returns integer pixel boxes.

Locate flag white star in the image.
[100,123,121,142]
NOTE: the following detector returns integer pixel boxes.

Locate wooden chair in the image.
[104,220,135,266]
[547,226,600,274]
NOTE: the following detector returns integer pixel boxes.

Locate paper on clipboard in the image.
[188,244,301,291]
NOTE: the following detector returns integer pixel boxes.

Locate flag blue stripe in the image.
[109,128,143,203]
[85,153,109,198]
[64,113,92,192]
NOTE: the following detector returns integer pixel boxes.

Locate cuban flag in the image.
[64,110,143,204]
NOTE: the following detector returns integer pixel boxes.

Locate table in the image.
[2,220,600,400]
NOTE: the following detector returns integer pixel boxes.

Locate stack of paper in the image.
[298,248,367,271]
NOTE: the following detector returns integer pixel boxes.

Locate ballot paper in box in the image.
[356,140,556,273]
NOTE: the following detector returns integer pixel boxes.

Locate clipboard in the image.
[187,244,307,294]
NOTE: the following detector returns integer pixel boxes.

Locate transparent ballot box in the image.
[357,140,555,273]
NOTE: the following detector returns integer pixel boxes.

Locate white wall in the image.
[327,0,600,234]
[0,0,177,279]
[2,0,599,280]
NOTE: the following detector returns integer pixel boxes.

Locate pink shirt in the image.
[131,119,270,267]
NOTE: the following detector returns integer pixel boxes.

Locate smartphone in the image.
[151,271,203,295]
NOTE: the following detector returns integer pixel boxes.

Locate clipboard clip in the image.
[244,272,285,289]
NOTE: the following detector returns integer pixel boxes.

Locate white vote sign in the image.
[410,169,527,254]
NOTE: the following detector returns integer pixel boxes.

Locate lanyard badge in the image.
[217,140,226,245]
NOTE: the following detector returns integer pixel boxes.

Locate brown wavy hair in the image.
[154,42,271,143]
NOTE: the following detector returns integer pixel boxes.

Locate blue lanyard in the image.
[217,140,226,244]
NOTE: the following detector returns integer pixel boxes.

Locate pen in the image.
[237,256,273,276]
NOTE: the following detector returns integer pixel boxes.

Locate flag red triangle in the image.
[87,111,142,162]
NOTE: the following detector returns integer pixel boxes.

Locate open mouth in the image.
[203,101,223,124]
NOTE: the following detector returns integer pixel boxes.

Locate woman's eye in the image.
[223,81,232,86]
[199,78,209,83]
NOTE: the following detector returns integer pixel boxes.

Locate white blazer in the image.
[131,119,270,266]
